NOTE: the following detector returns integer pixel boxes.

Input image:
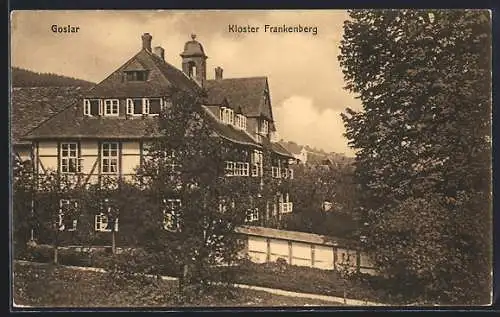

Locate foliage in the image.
[12,155,34,258]
[339,9,491,304]
[11,67,95,87]
[280,162,360,237]
[133,89,258,296]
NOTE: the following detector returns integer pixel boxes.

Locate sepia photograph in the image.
[10,9,492,308]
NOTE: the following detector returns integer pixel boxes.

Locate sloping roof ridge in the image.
[86,50,146,94]
[207,75,267,81]
[21,99,80,140]
[146,49,201,91]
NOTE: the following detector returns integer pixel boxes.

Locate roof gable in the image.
[84,49,200,98]
[205,77,273,121]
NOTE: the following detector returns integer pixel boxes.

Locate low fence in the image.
[235,226,377,275]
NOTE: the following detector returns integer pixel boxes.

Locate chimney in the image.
[153,46,165,61]
[141,33,152,52]
[215,66,223,80]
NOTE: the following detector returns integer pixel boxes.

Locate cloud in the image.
[274,96,355,156]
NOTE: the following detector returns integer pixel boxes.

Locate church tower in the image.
[180,34,208,86]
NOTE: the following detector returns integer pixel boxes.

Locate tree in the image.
[339,10,491,304]
[282,163,360,238]
[134,89,258,297]
[12,155,34,258]
[33,170,83,264]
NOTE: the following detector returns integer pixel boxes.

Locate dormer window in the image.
[220,107,234,125]
[83,99,101,116]
[125,70,148,82]
[235,114,247,130]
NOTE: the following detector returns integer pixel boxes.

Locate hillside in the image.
[278,140,354,165]
[11,67,95,88]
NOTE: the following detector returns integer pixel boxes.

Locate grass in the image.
[13,262,343,307]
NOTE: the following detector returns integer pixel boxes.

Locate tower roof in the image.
[180,34,207,58]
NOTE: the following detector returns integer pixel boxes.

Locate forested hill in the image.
[11,67,95,87]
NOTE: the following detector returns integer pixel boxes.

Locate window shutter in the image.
[126,99,133,115]
[143,98,150,114]
[83,100,90,116]
[98,100,103,116]
[95,214,101,231]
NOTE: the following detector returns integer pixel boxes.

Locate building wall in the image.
[35,140,142,184]
[241,230,377,275]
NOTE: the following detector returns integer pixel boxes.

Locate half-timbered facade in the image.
[22,33,295,231]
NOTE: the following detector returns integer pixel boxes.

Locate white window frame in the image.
[220,107,234,125]
[251,150,263,177]
[163,198,181,232]
[101,142,119,174]
[225,161,234,176]
[145,98,163,116]
[164,150,181,173]
[260,119,269,135]
[84,99,91,116]
[95,213,119,232]
[58,199,78,231]
[126,98,144,116]
[246,208,259,223]
[60,142,81,174]
[83,99,101,117]
[103,99,119,116]
[280,202,293,214]
[272,166,281,178]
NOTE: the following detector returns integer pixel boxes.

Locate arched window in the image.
[188,61,197,78]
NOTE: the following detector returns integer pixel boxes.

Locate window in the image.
[260,120,269,135]
[234,162,249,176]
[95,213,119,232]
[101,142,119,174]
[246,208,259,223]
[126,98,143,116]
[280,202,293,214]
[125,70,148,82]
[60,142,81,173]
[149,98,162,115]
[164,150,181,173]
[272,166,281,178]
[83,99,101,116]
[225,161,234,176]
[104,99,119,116]
[251,150,263,177]
[58,199,79,231]
[235,114,247,130]
[163,198,181,232]
[219,107,234,125]
[225,161,249,177]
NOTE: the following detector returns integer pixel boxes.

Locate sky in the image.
[11,10,362,156]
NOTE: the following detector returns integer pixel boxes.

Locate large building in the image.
[18,33,295,233]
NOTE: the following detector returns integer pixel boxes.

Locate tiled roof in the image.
[259,138,294,158]
[205,77,272,120]
[11,86,85,145]
[83,49,201,98]
[22,102,160,140]
[23,103,261,148]
[202,106,261,147]
[278,141,303,155]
